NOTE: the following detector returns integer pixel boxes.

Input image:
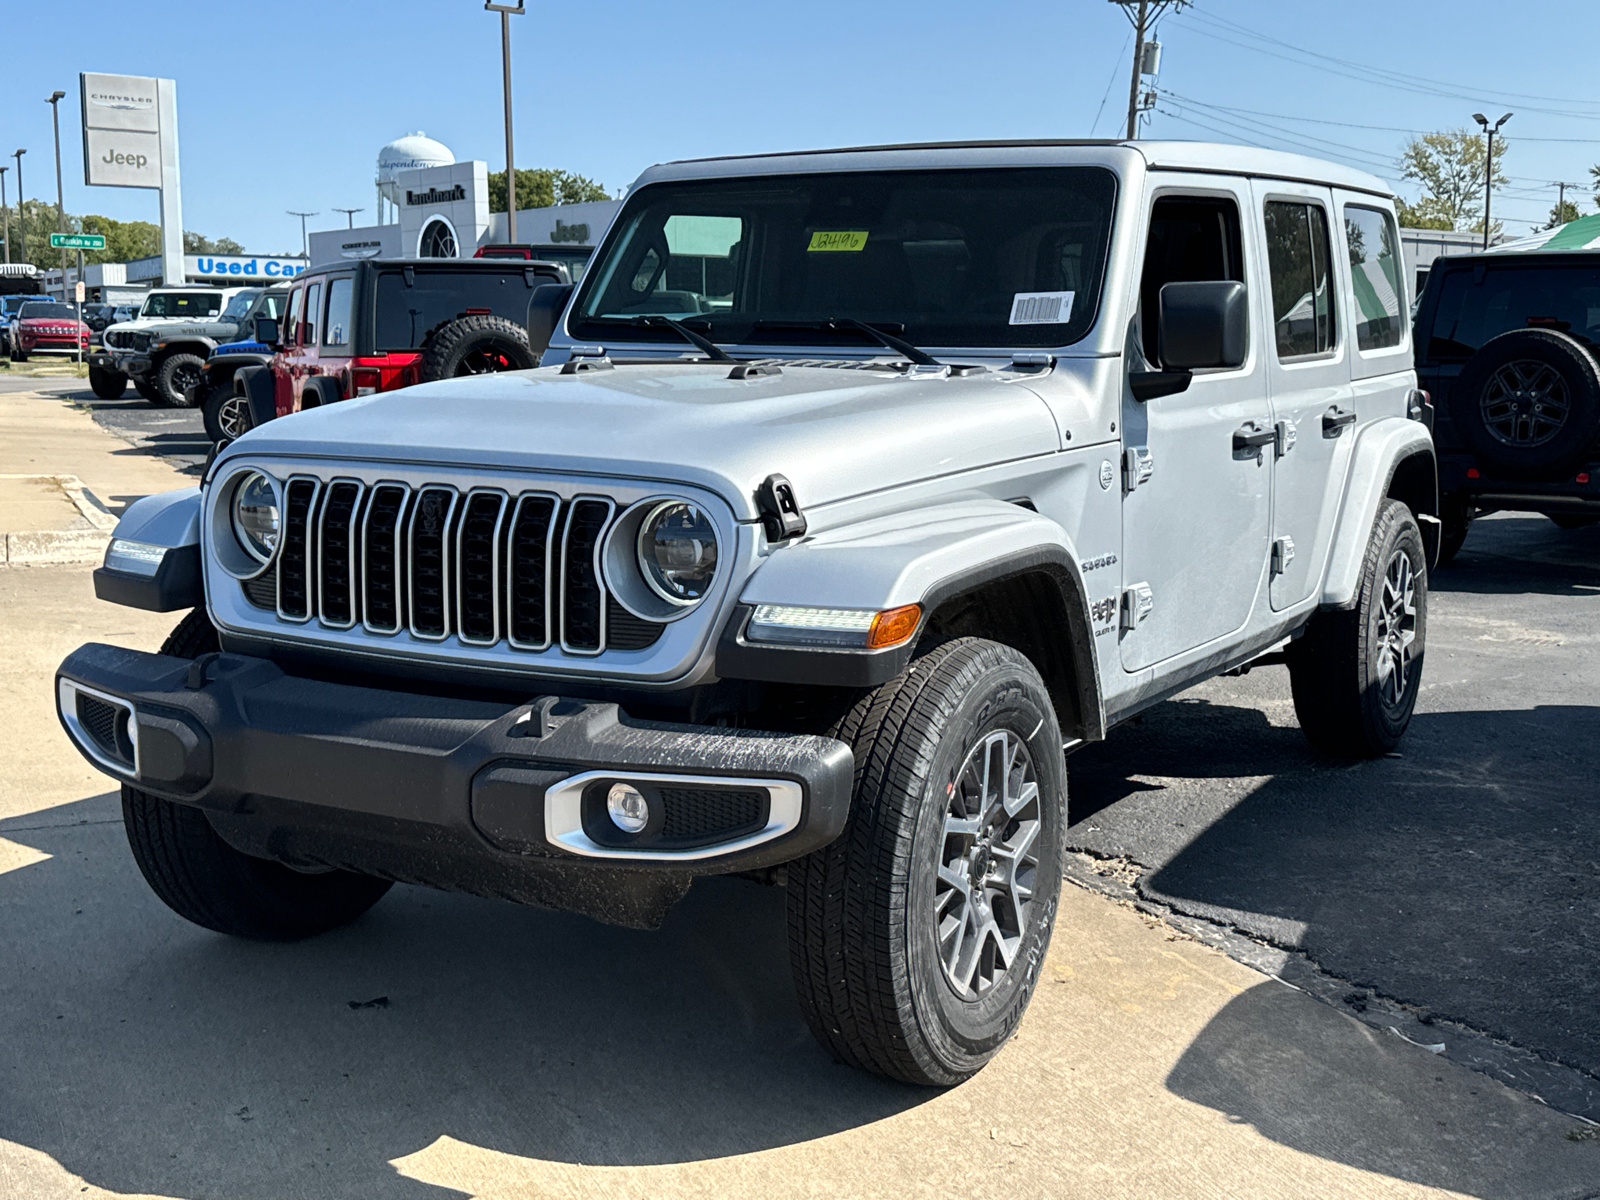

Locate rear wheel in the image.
[1288,499,1427,757]
[134,377,166,405]
[787,638,1065,1086]
[88,366,127,400]
[121,609,393,940]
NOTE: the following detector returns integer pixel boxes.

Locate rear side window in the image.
[1265,201,1336,358]
[323,277,353,348]
[283,287,304,344]
[373,270,539,350]
[301,282,321,346]
[1344,206,1405,351]
[1424,264,1600,361]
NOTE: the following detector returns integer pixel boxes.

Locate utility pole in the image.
[1473,112,1512,251]
[334,207,363,229]
[287,210,318,258]
[1109,0,1187,139]
[0,166,9,264]
[486,1,526,242]
[12,150,25,268]
[47,91,68,298]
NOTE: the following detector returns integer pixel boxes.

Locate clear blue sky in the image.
[4,0,1598,254]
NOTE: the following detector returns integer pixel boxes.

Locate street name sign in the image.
[50,233,106,250]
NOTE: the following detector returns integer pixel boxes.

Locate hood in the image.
[225,363,1062,520]
[20,317,88,329]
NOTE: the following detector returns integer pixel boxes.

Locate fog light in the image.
[606,783,650,833]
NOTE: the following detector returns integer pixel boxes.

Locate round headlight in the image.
[231,472,280,563]
[637,501,718,605]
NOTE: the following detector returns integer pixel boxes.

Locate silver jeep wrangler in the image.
[58,140,1435,1086]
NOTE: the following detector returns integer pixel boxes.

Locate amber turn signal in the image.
[866,604,922,649]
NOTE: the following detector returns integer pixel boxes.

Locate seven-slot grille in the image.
[247,477,661,655]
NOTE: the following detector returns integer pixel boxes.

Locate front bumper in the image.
[56,643,853,925]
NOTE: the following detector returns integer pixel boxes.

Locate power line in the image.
[1090,28,1134,136]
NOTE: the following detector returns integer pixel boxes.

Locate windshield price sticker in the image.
[807,230,870,252]
[1010,291,1075,325]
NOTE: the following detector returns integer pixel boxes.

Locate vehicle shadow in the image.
[1432,511,1600,597]
[0,797,925,1200]
[1069,697,1600,1085]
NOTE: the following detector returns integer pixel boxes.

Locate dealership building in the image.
[40,253,308,304]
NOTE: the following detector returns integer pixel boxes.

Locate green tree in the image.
[487,168,610,214]
[0,205,242,267]
[1591,162,1600,209]
[1394,199,1454,231]
[1542,198,1581,230]
[183,230,246,255]
[1398,129,1507,233]
[80,214,160,263]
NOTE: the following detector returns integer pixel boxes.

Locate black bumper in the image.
[1440,454,1600,512]
[56,643,853,927]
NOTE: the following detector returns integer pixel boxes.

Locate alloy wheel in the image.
[1374,549,1418,709]
[454,347,516,376]
[1481,359,1570,448]
[218,395,252,440]
[934,728,1042,1000]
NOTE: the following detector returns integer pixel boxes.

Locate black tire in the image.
[1451,329,1600,479]
[786,638,1066,1086]
[11,346,27,363]
[89,365,128,400]
[419,314,537,382]
[121,609,393,941]
[157,352,207,407]
[134,377,166,405]
[202,382,253,443]
[1288,499,1427,757]
[1437,492,1473,566]
[1549,513,1600,530]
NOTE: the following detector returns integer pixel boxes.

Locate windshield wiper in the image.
[627,314,733,362]
[750,318,939,366]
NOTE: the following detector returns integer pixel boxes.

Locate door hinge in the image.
[1123,446,1155,492]
[1271,536,1296,576]
[1275,419,1297,458]
[1121,582,1154,630]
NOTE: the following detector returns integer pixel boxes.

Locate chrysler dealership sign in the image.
[80,72,184,285]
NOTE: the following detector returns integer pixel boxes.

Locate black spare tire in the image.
[1451,329,1600,478]
[419,314,537,382]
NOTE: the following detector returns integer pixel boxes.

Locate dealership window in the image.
[1265,201,1336,358]
[300,282,321,346]
[1344,206,1405,351]
[323,277,353,348]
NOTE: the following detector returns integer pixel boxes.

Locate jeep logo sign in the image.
[84,128,161,188]
[101,148,149,170]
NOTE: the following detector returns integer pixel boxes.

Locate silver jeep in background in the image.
[59,139,1435,1086]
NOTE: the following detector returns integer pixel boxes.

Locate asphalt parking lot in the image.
[1,383,1597,1199]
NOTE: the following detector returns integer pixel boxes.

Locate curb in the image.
[0,474,118,566]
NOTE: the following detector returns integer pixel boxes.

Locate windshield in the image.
[140,292,223,318]
[19,302,76,320]
[220,290,262,321]
[572,167,1117,350]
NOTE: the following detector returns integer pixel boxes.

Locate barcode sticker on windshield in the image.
[1009,291,1075,325]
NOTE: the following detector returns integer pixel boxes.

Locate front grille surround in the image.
[206,458,744,684]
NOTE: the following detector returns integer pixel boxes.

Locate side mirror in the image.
[527,283,576,358]
[253,317,279,347]
[1157,280,1247,371]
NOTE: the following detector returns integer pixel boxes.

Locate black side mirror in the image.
[253,317,279,347]
[527,283,576,357]
[1157,280,1247,370]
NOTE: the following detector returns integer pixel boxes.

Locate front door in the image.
[1119,181,1274,672]
[1255,183,1357,611]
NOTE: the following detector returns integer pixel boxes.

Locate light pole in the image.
[47,90,68,298]
[1472,112,1512,251]
[486,1,525,242]
[334,207,363,229]
[287,210,318,258]
[0,166,8,264]
[12,150,25,268]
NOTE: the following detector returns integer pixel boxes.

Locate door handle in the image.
[1233,423,1276,452]
[1322,407,1357,436]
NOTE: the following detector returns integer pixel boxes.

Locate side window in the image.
[301,282,321,346]
[1139,196,1246,365]
[323,277,353,348]
[283,286,305,346]
[1264,201,1336,359]
[1344,206,1405,351]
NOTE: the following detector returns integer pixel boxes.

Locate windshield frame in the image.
[566,165,1119,357]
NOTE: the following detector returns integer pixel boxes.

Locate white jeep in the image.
[61,140,1435,1085]
[92,286,256,404]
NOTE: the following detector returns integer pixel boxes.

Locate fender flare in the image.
[716,499,1105,741]
[1320,416,1437,609]
[92,487,205,613]
[236,364,277,426]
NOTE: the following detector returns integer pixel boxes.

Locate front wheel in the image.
[1288,499,1427,757]
[787,638,1065,1086]
[89,365,128,400]
[201,383,253,443]
[121,610,393,940]
[157,353,207,407]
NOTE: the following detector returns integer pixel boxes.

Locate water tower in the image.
[376,132,455,224]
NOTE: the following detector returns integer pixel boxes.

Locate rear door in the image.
[1253,182,1356,612]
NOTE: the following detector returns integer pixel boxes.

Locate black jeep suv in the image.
[1415,251,1600,559]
